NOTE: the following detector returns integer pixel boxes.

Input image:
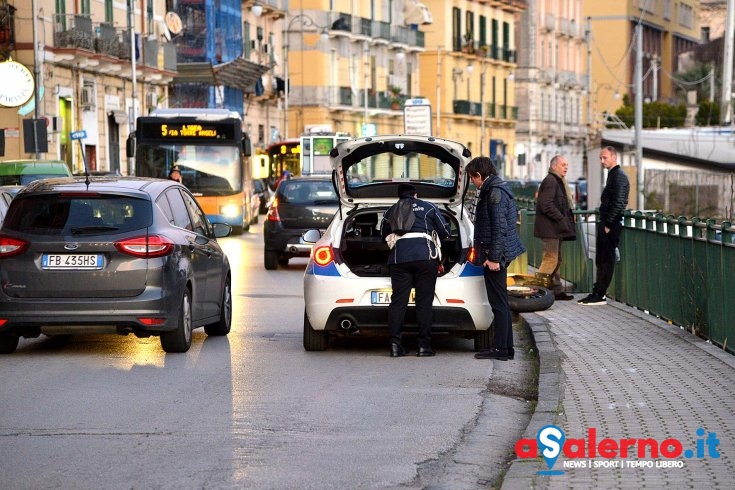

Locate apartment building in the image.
[584,0,700,127]
[419,0,523,172]
[515,0,587,180]
[0,0,177,173]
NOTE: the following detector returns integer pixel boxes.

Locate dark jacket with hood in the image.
[381,197,450,264]
[473,175,526,267]
[533,172,577,241]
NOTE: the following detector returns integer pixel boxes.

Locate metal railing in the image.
[515,203,735,353]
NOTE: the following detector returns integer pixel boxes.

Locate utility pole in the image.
[634,23,643,210]
[127,0,137,176]
[721,0,734,125]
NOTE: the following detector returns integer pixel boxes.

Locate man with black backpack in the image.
[380,183,451,358]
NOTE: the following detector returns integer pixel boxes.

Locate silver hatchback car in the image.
[0,176,232,354]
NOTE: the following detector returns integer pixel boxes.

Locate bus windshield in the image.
[137,143,242,195]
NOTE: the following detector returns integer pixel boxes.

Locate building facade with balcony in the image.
[420,0,522,174]
[515,0,587,180]
[584,0,700,130]
[0,0,177,174]
[255,0,429,142]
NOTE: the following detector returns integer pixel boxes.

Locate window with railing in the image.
[0,3,16,46]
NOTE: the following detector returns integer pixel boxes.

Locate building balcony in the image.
[54,14,94,51]
[0,2,16,48]
[327,12,424,49]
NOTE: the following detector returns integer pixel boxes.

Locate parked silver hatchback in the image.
[0,176,232,354]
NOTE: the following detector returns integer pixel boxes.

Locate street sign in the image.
[403,98,431,136]
[70,130,87,140]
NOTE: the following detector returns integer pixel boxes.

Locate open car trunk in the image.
[338,208,462,277]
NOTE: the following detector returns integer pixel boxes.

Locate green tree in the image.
[695,100,720,126]
[613,95,686,128]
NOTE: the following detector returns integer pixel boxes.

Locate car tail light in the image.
[0,319,7,327]
[0,235,28,258]
[313,245,334,266]
[114,235,174,258]
[467,246,477,264]
[267,198,281,222]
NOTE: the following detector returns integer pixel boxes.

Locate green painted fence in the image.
[516,199,734,353]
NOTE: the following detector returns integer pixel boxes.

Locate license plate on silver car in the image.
[370,289,416,305]
[42,254,103,270]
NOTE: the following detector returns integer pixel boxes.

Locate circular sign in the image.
[0,61,34,107]
[165,12,183,35]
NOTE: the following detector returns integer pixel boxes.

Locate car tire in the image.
[303,310,328,351]
[161,288,193,353]
[264,250,278,270]
[277,256,289,266]
[205,276,232,336]
[0,335,19,354]
[508,285,554,313]
[473,326,492,351]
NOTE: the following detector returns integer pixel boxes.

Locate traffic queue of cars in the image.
[0,138,549,355]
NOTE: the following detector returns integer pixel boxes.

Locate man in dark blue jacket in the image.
[380,183,450,357]
[466,156,526,361]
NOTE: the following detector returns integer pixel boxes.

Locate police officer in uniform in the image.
[380,183,451,357]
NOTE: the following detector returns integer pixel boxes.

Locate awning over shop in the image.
[173,58,271,90]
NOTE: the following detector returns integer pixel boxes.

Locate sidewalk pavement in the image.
[502,296,735,489]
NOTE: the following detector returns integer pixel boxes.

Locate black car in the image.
[0,176,232,354]
[263,176,338,269]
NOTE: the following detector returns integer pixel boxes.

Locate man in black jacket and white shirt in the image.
[381,183,450,357]
[579,146,630,305]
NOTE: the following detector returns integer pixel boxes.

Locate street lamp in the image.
[282,13,329,139]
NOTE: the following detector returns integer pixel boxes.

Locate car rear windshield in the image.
[278,180,338,205]
[3,195,153,235]
[344,151,457,192]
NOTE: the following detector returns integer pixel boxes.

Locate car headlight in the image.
[220,204,241,217]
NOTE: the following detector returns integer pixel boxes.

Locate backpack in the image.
[388,198,416,235]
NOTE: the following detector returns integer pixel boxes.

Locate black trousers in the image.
[483,266,513,351]
[388,260,438,348]
[594,223,622,297]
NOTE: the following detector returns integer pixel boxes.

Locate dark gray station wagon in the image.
[0,176,232,354]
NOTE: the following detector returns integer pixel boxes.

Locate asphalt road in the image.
[0,223,535,489]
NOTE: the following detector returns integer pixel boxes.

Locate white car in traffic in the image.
[302,135,493,351]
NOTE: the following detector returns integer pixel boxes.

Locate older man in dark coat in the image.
[534,155,577,300]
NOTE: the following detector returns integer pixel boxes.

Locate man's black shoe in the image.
[578,294,606,306]
[390,343,409,357]
[555,292,575,301]
[416,347,435,357]
[474,347,512,360]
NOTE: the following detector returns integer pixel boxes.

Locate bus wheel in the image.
[231,225,244,235]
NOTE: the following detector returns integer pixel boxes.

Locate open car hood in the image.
[329,135,471,207]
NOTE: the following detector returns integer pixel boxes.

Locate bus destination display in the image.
[138,120,237,140]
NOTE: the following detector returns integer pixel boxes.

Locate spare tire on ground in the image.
[507,285,555,312]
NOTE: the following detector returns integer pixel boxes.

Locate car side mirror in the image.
[302,229,321,243]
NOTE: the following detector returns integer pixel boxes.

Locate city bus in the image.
[264,138,300,190]
[264,132,351,189]
[131,108,256,233]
